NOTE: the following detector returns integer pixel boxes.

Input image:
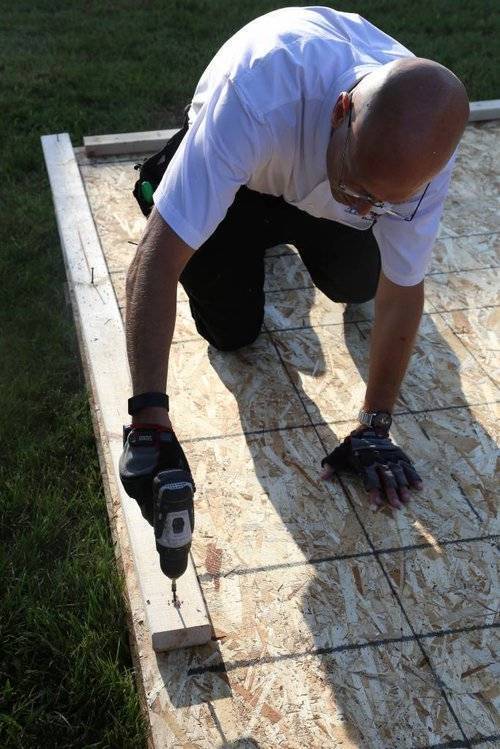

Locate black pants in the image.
[163,123,381,351]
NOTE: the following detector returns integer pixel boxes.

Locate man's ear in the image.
[331,91,351,129]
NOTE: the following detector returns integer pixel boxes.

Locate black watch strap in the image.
[128,392,169,416]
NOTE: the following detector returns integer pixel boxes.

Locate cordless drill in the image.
[119,424,195,606]
[153,469,195,606]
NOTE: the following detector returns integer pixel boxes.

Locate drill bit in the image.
[171,578,180,608]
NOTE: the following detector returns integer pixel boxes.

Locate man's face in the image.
[327,98,376,216]
[326,92,430,218]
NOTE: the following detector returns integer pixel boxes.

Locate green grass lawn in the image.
[0,2,498,747]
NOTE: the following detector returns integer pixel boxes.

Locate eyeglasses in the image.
[335,94,430,222]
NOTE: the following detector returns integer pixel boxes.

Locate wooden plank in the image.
[73,146,144,166]
[469,100,500,121]
[80,99,499,159]
[82,97,500,159]
[41,132,211,651]
[84,129,178,156]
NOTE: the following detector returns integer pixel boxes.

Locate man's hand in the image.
[320,426,422,510]
[119,424,194,524]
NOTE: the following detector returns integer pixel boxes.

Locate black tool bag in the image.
[132,108,190,217]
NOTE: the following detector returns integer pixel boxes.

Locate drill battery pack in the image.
[153,469,195,580]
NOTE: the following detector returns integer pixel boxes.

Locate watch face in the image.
[373,412,392,430]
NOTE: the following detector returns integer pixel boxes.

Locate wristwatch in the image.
[358,409,392,432]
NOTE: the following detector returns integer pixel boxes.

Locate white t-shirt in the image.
[154,6,456,286]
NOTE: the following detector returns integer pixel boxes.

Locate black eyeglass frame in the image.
[334,94,430,222]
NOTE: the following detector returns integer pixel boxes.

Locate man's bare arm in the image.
[125,207,193,427]
[363,271,424,414]
[350,271,424,507]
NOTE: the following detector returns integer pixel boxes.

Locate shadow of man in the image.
[204,266,497,747]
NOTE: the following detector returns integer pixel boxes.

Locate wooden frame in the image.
[41,132,211,652]
[82,100,500,157]
[41,121,500,748]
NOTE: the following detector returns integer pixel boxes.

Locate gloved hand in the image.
[320,426,422,510]
[119,424,194,525]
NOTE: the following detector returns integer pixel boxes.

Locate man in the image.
[119,8,469,568]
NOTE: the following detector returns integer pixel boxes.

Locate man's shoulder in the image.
[191,7,413,127]
[220,7,412,117]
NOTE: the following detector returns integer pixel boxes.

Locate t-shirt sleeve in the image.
[372,150,457,286]
[153,78,271,250]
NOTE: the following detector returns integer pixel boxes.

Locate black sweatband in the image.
[128,392,169,415]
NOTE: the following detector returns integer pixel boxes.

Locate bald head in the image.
[328,57,469,204]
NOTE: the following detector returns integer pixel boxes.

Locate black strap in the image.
[128,392,169,415]
[132,108,190,217]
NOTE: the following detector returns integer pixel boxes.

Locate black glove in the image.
[119,425,194,525]
[321,427,422,509]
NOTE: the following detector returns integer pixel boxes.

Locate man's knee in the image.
[338,281,378,304]
[312,272,379,305]
[209,329,262,351]
[192,311,263,351]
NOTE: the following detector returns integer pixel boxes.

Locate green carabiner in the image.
[140,180,154,204]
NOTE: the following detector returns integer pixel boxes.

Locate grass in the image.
[0,1,497,747]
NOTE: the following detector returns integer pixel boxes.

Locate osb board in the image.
[441,308,500,387]
[77,121,499,747]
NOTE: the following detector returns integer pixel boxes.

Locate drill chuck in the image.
[153,469,194,580]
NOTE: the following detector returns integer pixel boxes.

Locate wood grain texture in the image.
[84,129,178,156]
[271,323,407,422]
[75,121,500,748]
[79,161,146,273]
[187,428,370,575]
[423,628,500,740]
[440,122,500,237]
[428,232,499,274]
[426,268,499,312]
[359,313,499,410]
[42,133,211,652]
[441,308,500,386]
[167,334,309,441]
